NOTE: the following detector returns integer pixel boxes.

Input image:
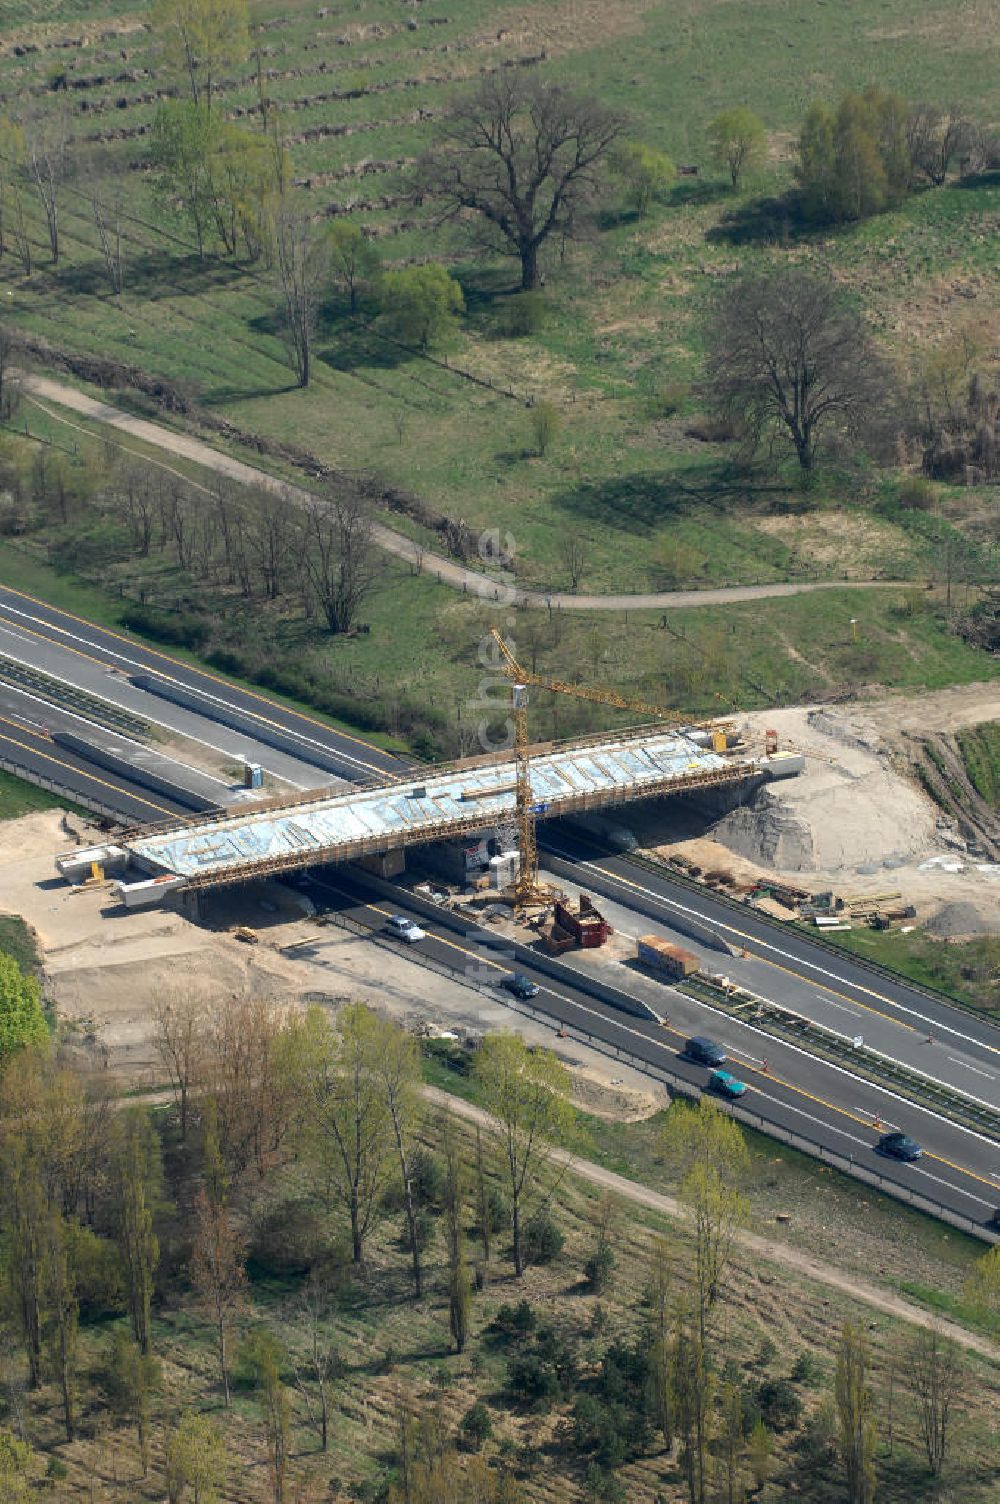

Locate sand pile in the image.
[712,705,940,875]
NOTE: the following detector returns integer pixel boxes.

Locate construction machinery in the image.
[488,628,731,906]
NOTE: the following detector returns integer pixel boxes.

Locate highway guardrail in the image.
[310,896,997,1246]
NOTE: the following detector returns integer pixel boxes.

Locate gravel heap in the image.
[923,901,989,939]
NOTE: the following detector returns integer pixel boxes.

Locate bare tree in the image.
[190,1186,246,1406]
[153,992,207,1145]
[91,184,126,295]
[373,1021,424,1299]
[906,104,976,186]
[421,73,625,290]
[706,265,892,473]
[271,205,327,387]
[299,1004,392,1267]
[0,116,30,273]
[299,488,379,635]
[292,1273,342,1452]
[23,108,67,265]
[247,487,296,600]
[200,994,301,1185]
[911,1325,961,1477]
[0,320,22,421]
[558,532,587,590]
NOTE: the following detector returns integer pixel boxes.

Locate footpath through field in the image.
[23,374,901,613]
[424,1086,1000,1362]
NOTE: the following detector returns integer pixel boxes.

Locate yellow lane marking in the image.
[574,854,1000,1060]
[324,882,999,1197]
[0,720,176,817]
[0,583,393,772]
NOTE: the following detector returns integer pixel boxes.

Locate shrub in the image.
[503,292,547,337]
[488,1299,536,1343]
[120,603,209,651]
[897,475,936,510]
[584,1243,616,1293]
[529,401,562,457]
[650,379,691,418]
[790,1351,823,1387]
[755,1376,803,1432]
[250,1198,331,1277]
[65,1223,125,1320]
[506,1326,578,1410]
[409,1147,446,1210]
[460,1400,493,1451]
[399,1209,435,1255]
[584,1463,627,1503]
[612,141,676,214]
[485,1182,510,1234]
[379,263,464,349]
[522,1207,564,1266]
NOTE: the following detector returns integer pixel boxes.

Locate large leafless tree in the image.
[706,265,892,473]
[421,73,625,290]
[271,205,326,388]
[299,488,379,635]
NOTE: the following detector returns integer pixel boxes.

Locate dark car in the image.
[876,1131,923,1162]
[502,972,540,1000]
[683,1035,727,1068]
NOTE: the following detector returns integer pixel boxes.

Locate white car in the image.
[385,914,426,944]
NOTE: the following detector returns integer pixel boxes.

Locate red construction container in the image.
[553,893,610,948]
[636,934,700,979]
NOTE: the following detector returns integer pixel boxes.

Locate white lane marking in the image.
[555,848,1000,1059]
[0,601,383,778]
[947,1057,997,1082]
[816,995,863,1017]
[0,679,234,788]
[313,879,1000,1205]
[0,637,311,793]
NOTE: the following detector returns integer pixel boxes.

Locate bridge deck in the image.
[125,730,755,888]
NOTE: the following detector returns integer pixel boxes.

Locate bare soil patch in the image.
[703,690,1000,927]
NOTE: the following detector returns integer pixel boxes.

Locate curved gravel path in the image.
[427,1088,999,1362]
[26,374,901,613]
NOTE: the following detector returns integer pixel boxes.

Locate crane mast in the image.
[488,628,730,908]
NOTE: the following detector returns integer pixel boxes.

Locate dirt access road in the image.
[427,1086,1000,1363]
[24,374,900,612]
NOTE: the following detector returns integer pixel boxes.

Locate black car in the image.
[683,1035,727,1068]
[876,1131,923,1162]
[502,972,540,1000]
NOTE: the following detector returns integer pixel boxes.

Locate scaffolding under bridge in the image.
[96,725,795,903]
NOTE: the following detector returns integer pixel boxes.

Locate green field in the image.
[0,0,998,597]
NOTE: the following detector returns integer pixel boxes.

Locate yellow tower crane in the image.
[489,628,731,907]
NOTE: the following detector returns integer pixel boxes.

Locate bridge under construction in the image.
[56,726,801,906]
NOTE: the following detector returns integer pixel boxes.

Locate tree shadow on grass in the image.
[53,247,250,302]
[705,191,806,246]
[550,469,730,533]
[667,177,734,209]
[316,320,415,375]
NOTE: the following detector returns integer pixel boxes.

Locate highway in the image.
[0,707,193,825]
[305,867,1000,1234]
[0,583,409,786]
[540,831,1000,1083]
[4,585,996,1230]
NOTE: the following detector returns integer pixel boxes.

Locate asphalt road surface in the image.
[0,707,192,825]
[5,584,996,1229]
[541,831,1000,1085]
[0,583,409,786]
[305,868,1000,1234]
